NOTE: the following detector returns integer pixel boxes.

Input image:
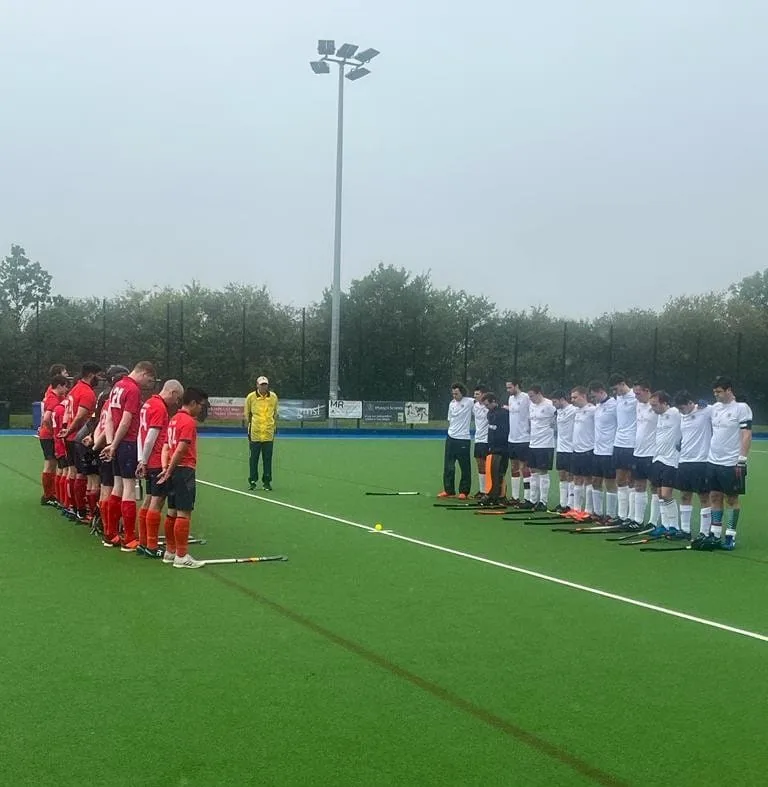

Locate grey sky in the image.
[2,1,767,317]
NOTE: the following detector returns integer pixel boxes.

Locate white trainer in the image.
[162,551,176,564]
[173,553,204,569]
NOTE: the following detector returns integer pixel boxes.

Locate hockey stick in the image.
[605,527,654,542]
[618,534,665,546]
[552,523,620,533]
[639,545,691,552]
[159,536,208,546]
[203,555,288,565]
[365,491,420,496]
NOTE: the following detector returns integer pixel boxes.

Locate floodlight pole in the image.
[329,62,345,405]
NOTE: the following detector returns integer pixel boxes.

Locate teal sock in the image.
[711,509,723,538]
[726,509,740,529]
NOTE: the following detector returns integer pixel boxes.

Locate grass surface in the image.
[2,435,768,786]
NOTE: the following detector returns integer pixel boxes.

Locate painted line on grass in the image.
[198,479,768,645]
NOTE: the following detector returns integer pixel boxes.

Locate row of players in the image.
[442,375,752,550]
[37,362,210,568]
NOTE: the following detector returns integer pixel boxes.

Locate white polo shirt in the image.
[507,392,531,443]
[572,404,596,454]
[614,390,637,449]
[654,406,682,468]
[556,404,576,453]
[593,396,617,457]
[680,406,712,463]
[529,398,556,449]
[473,401,489,444]
[633,402,658,458]
[707,400,753,467]
[447,397,474,440]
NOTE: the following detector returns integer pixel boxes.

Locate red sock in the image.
[121,499,137,543]
[56,475,64,504]
[174,517,190,558]
[138,507,149,547]
[107,495,123,539]
[146,510,161,550]
[163,515,177,553]
[65,477,75,509]
[74,477,87,512]
[87,491,98,516]
[42,472,55,499]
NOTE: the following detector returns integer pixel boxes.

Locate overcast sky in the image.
[2,1,767,317]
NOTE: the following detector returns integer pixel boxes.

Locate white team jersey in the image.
[507,392,531,443]
[593,396,617,456]
[707,400,753,467]
[447,397,475,440]
[556,404,577,453]
[529,399,556,449]
[680,406,712,463]
[633,402,658,458]
[572,404,596,454]
[654,407,682,468]
[614,390,637,448]
[473,401,489,444]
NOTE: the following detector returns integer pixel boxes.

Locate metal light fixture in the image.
[335,42,359,59]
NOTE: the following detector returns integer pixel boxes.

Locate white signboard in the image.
[328,400,363,419]
[404,401,429,424]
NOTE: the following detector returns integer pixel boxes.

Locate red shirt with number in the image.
[139,395,169,470]
[167,410,198,469]
[108,376,142,442]
[38,386,61,439]
[52,403,67,459]
[63,380,97,442]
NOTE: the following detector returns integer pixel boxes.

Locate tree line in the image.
[2,244,767,418]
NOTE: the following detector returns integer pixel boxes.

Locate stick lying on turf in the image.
[203,555,288,565]
[365,491,420,496]
[159,537,207,546]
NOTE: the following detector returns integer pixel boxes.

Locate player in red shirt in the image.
[60,363,102,520]
[38,368,69,505]
[100,361,157,550]
[51,385,71,508]
[157,387,208,569]
[136,379,184,557]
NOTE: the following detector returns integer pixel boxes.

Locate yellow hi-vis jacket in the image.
[245,390,279,441]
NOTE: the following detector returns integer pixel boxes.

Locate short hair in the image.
[608,373,631,387]
[588,380,606,393]
[506,378,522,387]
[80,362,102,377]
[49,363,67,377]
[161,379,184,396]
[451,382,467,396]
[474,384,488,394]
[571,386,588,397]
[673,390,694,408]
[133,361,156,376]
[634,380,651,391]
[551,389,567,401]
[713,376,733,391]
[528,384,543,395]
[481,392,497,404]
[183,386,209,406]
[51,374,69,388]
[651,390,671,405]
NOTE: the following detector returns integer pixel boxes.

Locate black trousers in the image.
[249,440,274,483]
[487,452,509,500]
[443,437,471,495]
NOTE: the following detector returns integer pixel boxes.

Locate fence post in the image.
[301,307,306,397]
[165,302,171,378]
[241,303,247,389]
[179,299,185,381]
[735,332,743,384]
[513,326,519,379]
[694,331,701,393]
[35,302,41,390]
[651,326,659,388]
[560,321,567,387]
[102,298,107,360]
[607,323,614,378]
[463,315,469,383]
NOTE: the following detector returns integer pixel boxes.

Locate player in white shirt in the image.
[568,386,596,517]
[589,381,618,522]
[552,391,576,512]
[649,391,682,536]
[472,386,490,497]
[700,377,752,551]
[505,380,531,505]
[438,383,475,499]
[631,381,658,528]
[609,374,637,522]
[527,386,556,511]
[673,391,712,539]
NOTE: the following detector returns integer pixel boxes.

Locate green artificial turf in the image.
[2,435,768,786]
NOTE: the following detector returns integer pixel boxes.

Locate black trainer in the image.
[263,482,273,492]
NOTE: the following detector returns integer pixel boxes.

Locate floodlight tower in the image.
[310,40,380,407]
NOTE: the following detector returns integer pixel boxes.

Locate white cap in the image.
[257,376,269,385]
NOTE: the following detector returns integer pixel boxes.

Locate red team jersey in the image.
[167,411,198,469]
[108,376,142,442]
[38,386,61,439]
[139,395,169,470]
[52,403,67,459]
[63,380,97,441]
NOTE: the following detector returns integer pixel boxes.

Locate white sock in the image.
[574,485,585,511]
[606,492,618,519]
[634,491,647,524]
[660,498,678,529]
[585,485,594,514]
[711,518,723,538]
[617,486,629,519]
[627,491,636,523]
[592,488,603,517]
[650,494,660,526]
[567,482,575,508]
[529,474,541,505]
[559,481,569,508]
[511,476,521,501]
[478,473,486,494]
[699,507,711,536]
[679,504,693,534]
[523,477,532,502]
[540,475,551,508]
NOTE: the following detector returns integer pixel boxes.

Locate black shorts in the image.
[65,441,78,467]
[507,442,530,463]
[99,460,115,488]
[167,467,196,512]
[473,443,489,460]
[75,443,99,476]
[555,452,573,473]
[706,462,746,497]
[146,467,168,498]
[39,438,55,461]
[113,441,138,479]
[613,446,635,472]
[676,462,709,494]
[592,453,616,480]
[571,451,594,478]
[650,461,678,489]
[57,456,71,471]
[632,456,653,481]
[528,447,554,471]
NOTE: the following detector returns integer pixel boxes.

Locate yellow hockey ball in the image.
[374,523,383,531]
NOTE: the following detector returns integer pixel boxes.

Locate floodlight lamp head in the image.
[355,48,380,64]
[317,39,335,56]
[336,43,359,59]
[310,60,331,74]
[346,67,370,81]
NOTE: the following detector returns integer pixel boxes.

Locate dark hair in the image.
[713,376,733,391]
[183,387,209,406]
[451,383,467,396]
[673,390,694,408]
[51,374,69,388]
[528,384,543,395]
[551,389,567,401]
[608,373,631,387]
[506,379,522,387]
[481,392,497,404]
[651,390,671,405]
[49,363,67,377]
[474,384,488,394]
[588,380,606,393]
[133,361,156,376]
[571,386,588,397]
[634,380,651,391]
[80,362,102,378]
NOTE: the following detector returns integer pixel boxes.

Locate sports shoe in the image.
[457,493,468,500]
[436,491,455,499]
[248,481,256,491]
[135,545,148,556]
[473,492,484,499]
[648,525,669,538]
[263,482,272,492]
[690,534,720,551]
[121,540,140,553]
[533,502,547,512]
[102,535,121,548]
[553,505,570,514]
[173,553,204,569]
[666,529,691,541]
[162,551,176,564]
[722,533,736,551]
[517,500,534,511]
[143,547,165,559]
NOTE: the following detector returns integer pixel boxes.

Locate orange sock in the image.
[138,507,149,547]
[174,517,190,558]
[146,510,161,550]
[163,515,177,554]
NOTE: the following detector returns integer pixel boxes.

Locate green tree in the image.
[0,245,52,330]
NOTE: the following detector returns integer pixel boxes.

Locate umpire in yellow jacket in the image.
[244,376,279,491]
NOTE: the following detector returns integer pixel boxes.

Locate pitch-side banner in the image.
[404,402,429,424]
[362,401,406,423]
[278,400,327,421]
[328,400,363,419]
[208,397,246,420]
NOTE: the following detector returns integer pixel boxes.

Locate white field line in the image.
[199,479,768,645]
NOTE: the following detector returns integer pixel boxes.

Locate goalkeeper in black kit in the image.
[480,393,510,506]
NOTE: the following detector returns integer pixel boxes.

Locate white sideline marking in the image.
[199,479,768,643]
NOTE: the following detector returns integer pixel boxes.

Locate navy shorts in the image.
[613,446,635,472]
[146,468,168,498]
[555,452,572,473]
[676,462,709,494]
[57,456,71,471]
[39,438,55,461]
[167,467,196,512]
[650,461,678,489]
[99,460,115,488]
[507,442,530,463]
[528,447,554,471]
[571,451,594,478]
[113,440,138,479]
[632,456,653,481]
[592,453,616,480]
[706,462,746,497]
[473,443,489,460]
